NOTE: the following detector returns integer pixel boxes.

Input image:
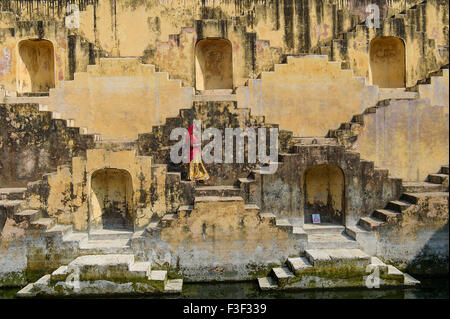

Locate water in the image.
[1,276,447,299]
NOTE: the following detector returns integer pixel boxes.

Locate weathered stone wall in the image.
[237,55,379,137]
[0,103,95,187]
[0,20,70,92]
[1,1,445,92]
[332,0,448,88]
[354,98,449,182]
[137,200,304,281]
[254,145,402,226]
[47,58,193,140]
[419,68,449,108]
[25,149,169,231]
[376,193,449,275]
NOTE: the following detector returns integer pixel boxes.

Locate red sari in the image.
[187,125,209,181]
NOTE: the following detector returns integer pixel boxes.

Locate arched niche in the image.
[90,168,134,230]
[17,39,55,93]
[369,36,406,88]
[304,165,345,225]
[195,38,233,90]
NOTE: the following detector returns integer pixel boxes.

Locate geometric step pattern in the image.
[358,165,449,231]
[17,254,183,297]
[258,250,420,291]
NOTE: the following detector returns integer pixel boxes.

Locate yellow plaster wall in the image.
[17,39,55,93]
[237,55,379,137]
[47,57,194,140]
[160,200,294,264]
[305,165,344,212]
[419,69,449,109]
[354,98,449,181]
[0,34,67,93]
[29,149,165,231]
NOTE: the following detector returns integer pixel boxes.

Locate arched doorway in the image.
[304,165,345,225]
[369,36,405,88]
[17,39,55,93]
[195,38,233,90]
[90,168,133,230]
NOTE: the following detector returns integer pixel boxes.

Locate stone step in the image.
[293,137,337,145]
[306,233,359,249]
[32,274,51,290]
[286,256,313,275]
[129,261,152,278]
[13,209,41,223]
[194,196,244,203]
[403,273,421,286]
[428,173,449,184]
[258,276,279,290]
[441,165,449,174]
[78,239,132,254]
[88,229,134,240]
[177,205,194,217]
[164,279,183,293]
[0,200,25,216]
[302,223,345,234]
[345,225,372,240]
[383,265,405,283]
[368,256,389,274]
[50,266,69,282]
[62,232,89,244]
[30,218,57,231]
[358,216,385,231]
[292,226,308,240]
[16,283,36,297]
[258,212,276,225]
[275,218,293,232]
[192,94,237,102]
[0,187,27,200]
[68,254,135,281]
[305,248,371,268]
[149,270,168,290]
[386,200,411,212]
[402,181,443,193]
[45,224,73,240]
[194,185,241,197]
[373,209,401,222]
[161,213,179,227]
[238,177,255,185]
[270,266,295,286]
[401,192,449,205]
[378,88,419,100]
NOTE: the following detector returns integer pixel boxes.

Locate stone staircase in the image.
[145,183,306,241]
[148,16,284,85]
[327,67,449,149]
[0,16,104,97]
[137,99,290,186]
[1,163,185,297]
[316,0,449,85]
[1,194,184,297]
[303,224,358,250]
[258,247,419,290]
[17,253,182,297]
[358,165,449,231]
[0,102,102,188]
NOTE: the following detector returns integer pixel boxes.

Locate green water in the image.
[1,276,447,299]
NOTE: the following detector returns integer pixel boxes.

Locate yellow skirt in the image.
[189,152,210,182]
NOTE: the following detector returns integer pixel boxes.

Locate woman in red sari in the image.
[187,124,210,182]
